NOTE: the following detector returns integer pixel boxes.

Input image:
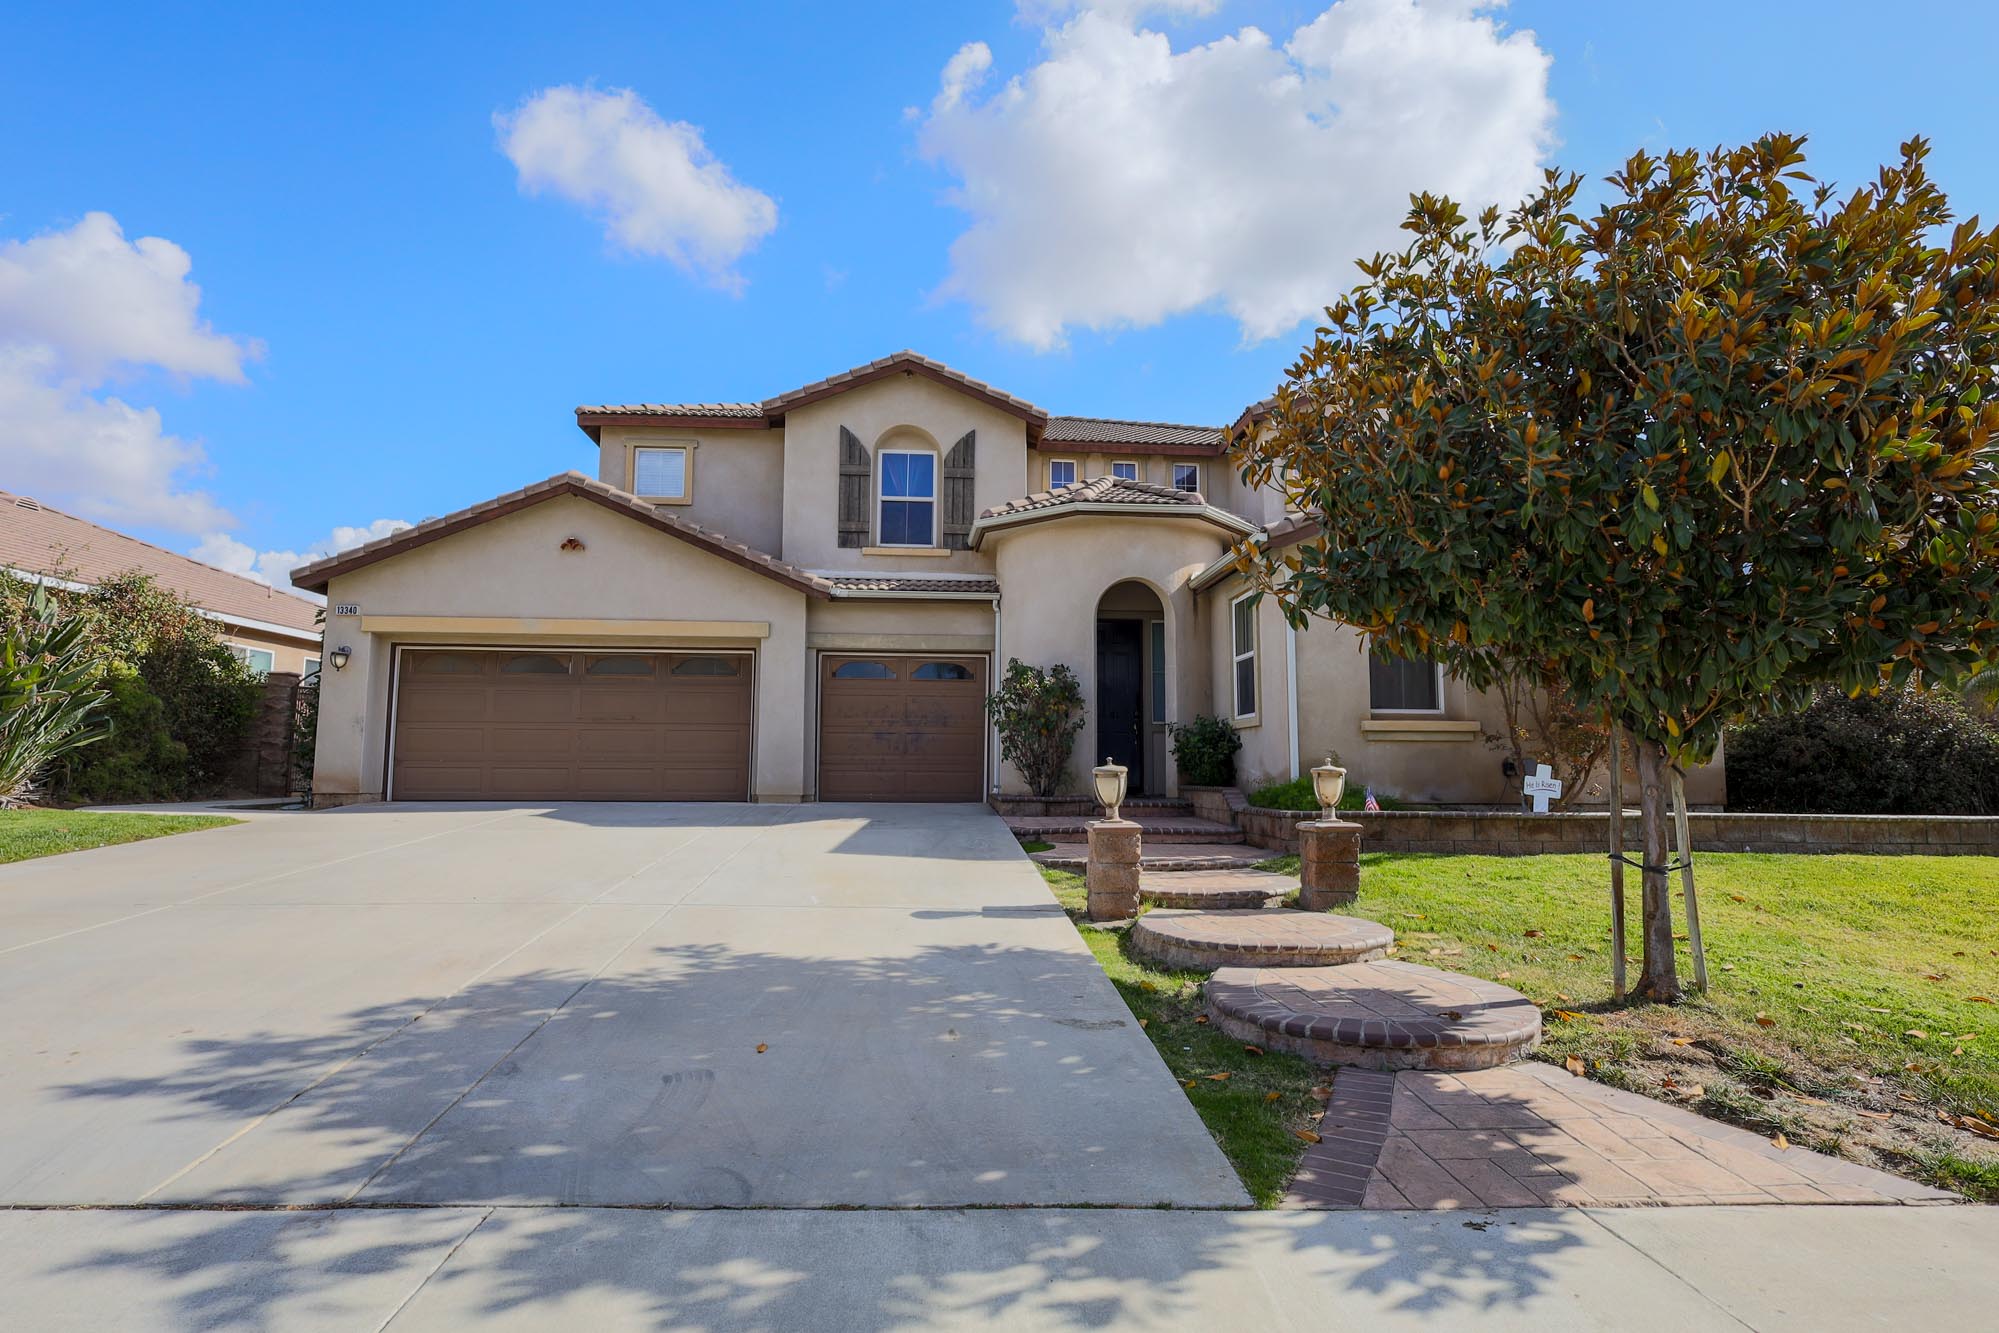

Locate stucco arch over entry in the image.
[988,514,1232,796]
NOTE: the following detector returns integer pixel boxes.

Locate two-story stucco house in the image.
[293,351,1723,808]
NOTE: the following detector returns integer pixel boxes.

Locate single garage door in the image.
[392,649,752,801]
[818,654,987,802]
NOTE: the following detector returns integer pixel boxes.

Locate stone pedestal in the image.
[1297,818,1362,910]
[1085,819,1143,922]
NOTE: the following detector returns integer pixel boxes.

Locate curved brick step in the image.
[1130,909,1393,971]
[1207,960,1542,1073]
[1008,816,1245,845]
[1031,842,1266,872]
[1140,869,1295,910]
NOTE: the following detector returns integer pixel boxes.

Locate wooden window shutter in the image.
[941,430,976,550]
[837,426,870,548]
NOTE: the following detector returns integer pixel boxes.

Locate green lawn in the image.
[0,810,240,865]
[1256,850,1999,1199]
[1038,866,1330,1206]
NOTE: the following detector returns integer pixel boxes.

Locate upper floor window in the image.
[1112,461,1140,481]
[1172,463,1200,493]
[1369,646,1443,712]
[878,451,936,546]
[229,644,275,678]
[303,656,322,681]
[633,445,690,501]
[1048,459,1079,489]
[1230,594,1258,718]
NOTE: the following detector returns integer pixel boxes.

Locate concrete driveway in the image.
[0,802,1246,1209]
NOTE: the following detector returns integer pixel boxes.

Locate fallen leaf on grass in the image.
[1669,1036,1697,1046]
[1555,992,1573,1002]
[1755,1013,1776,1027]
[1791,1094,1829,1106]
[1265,1091,1282,1103]
[1485,943,1500,952]
[1551,1010,1585,1022]
[1567,953,1585,961]
[1310,1086,1333,1099]
[1923,974,1945,982]
[1194,1015,1210,1024]
[1524,929,1544,938]
[1496,971,1512,980]
[756,1043,768,1054]
[1183,1079,1196,1089]
[1905,1030,1929,1040]
[1564,1056,1586,1076]
[1852,1109,1892,1120]
[1243,1045,1265,1057]
[1138,1019,1148,1029]
[1206,1072,1231,1081]
[1721,964,1736,972]
[1728,893,1745,902]
[1968,996,1994,1004]
[1295,1129,1323,1144]
[1770,1133,1790,1150]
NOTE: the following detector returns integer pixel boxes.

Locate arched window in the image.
[501,653,570,675]
[911,661,972,681]
[671,656,741,677]
[877,450,936,547]
[586,655,656,677]
[414,652,482,675]
[831,660,894,680]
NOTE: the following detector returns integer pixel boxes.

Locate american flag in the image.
[1363,788,1381,812]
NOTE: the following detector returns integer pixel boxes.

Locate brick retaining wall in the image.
[1240,806,1999,857]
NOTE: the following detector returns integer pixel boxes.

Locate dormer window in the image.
[878,450,936,546]
[633,445,691,502]
[1172,462,1200,493]
[1048,459,1079,489]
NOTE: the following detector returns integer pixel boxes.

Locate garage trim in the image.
[385,643,759,802]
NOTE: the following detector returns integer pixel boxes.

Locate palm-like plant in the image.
[0,586,113,806]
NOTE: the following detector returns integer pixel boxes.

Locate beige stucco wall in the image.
[1202,584,1300,789]
[781,376,1028,574]
[990,516,1231,796]
[219,626,321,677]
[310,494,810,804]
[595,424,786,556]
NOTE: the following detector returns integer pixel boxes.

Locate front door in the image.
[1095,619,1145,795]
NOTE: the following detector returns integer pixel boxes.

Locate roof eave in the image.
[968,503,1256,551]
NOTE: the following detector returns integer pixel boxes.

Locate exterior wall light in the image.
[1311,757,1347,821]
[329,645,352,672]
[1092,756,1129,822]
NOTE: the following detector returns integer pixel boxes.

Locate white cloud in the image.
[497,85,778,291]
[192,518,413,592]
[0,213,258,532]
[918,0,1556,349]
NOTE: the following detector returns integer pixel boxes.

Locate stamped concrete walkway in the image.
[1287,1064,1953,1209]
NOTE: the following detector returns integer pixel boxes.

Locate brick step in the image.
[1130,908,1395,971]
[1031,842,1266,872]
[1008,815,1244,845]
[1141,869,1295,910]
[1207,960,1543,1073]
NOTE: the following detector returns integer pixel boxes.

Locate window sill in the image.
[638,494,692,506]
[861,546,952,558]
[1360,718,1480,743]
[1233,714,1261,730]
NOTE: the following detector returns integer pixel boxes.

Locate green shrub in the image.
[986,658,1085,797]
[1169,714,1242,786]
[1727,687,1999,814]
[62,670,190,803]
[1244,774,1405,811]
[0,584,113,805]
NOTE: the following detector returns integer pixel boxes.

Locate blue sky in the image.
[5,0,1997,588]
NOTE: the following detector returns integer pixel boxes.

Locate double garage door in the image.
[390,648,989,802]
[391,649,753,801]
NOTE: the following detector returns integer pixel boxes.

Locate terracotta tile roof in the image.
[978,476,1209,521]
[575,350,1050,438]
[0,490,322,638]
[574,402,766,418]
[1041,416,1224,449]
[289,472,832,599]
[824,574,1000,597]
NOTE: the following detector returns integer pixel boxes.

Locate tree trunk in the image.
[1633,735,1683,1002]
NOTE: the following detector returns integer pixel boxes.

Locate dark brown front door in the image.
[1096,619,1145,794]
[391,649,752,801]
[818,654,987,801]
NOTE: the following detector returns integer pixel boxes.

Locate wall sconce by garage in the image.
[1092,756,1129,822]
[1311,757,1347,821]
[329,645,352,672]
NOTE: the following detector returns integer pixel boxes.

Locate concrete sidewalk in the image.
[0,1203,1990,1330]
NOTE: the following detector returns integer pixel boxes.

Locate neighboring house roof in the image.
[823,574,1000,600]
[969,476,1257,549]
[1227,396,1276,442]
[1039,416,1224,453]
[575,350,1051,442]
[0,489,322,641]
[289,472,834,599]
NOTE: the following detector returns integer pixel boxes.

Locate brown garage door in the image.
[818,654,987,802]
[392,649,752,801]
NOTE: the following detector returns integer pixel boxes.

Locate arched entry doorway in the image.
[1095,580,1168,795]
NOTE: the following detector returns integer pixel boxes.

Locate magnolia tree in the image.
[1237,135,1999,1001]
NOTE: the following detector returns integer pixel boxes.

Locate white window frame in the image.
[1047,458,1079,489]
[1229,591,1258,722]
[1112,460,1140,481]
[231,644,275,677]
[1368,643,1446,715]
[877,448,937,548]
[631,444,692,503]
[303,656,322,680]
[1172,462,1201,493]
